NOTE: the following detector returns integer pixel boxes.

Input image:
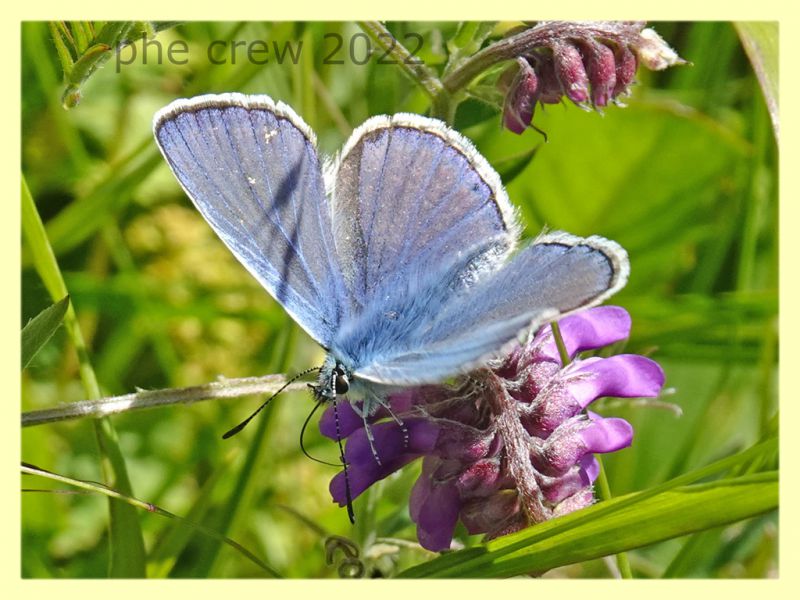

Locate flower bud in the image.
[613,45,638,97]
[552,42,590,105]
[633,28,686,71]
[502,57,538,134]
[534,56,563,104]
[552,488,595,516]
[460,492,521,535]
[537,464,591,503]
[580,40,617,107]
[455,458,503,497]
[434,420,497,461]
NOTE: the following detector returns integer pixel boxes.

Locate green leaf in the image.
[735,22,779,141]
[22,175,146,577]
[47,22,76,77]
[21,295,69,369]
[397,472,777,578]
[453,96,499,130]
[444,21,497,75]
[56,21,135,108]
[494,144,540,186]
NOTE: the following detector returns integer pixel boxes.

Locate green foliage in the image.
[22,295,69,369]
[21,21,777,578]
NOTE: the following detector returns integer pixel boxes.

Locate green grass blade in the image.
[397,438,777,577]
[398,472,776,578]
[21,175,146,577]
[44,143,162,257]
[175,326,296,576]
[22,463,281,578]
[734,22,779,142]
[21,295,69,369]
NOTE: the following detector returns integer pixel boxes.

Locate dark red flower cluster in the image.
[499,21,686,134]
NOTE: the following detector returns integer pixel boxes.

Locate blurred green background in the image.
[21,21,777,578]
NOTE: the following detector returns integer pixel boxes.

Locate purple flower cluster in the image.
[320,306,664,552]
[498,22,685,134]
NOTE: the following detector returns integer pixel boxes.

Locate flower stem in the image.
[21,374,308,427]
[551,318,632,578]
[592,458,634,578]
[357,21,444,101]
[550,321,571,366]
[440,24,561,94]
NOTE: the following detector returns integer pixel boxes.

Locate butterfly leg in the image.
[350,400,383,467]
[374,395,409,452]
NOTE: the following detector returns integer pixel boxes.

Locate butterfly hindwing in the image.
[353,233,629,384]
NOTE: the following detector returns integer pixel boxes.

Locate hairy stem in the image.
[442,21,646,94]
[22,374,308,427]
[357,21,444,100]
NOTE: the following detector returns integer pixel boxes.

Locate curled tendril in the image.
[324,535,365,578]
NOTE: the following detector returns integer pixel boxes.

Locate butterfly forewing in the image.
[154,94,351,346]
[330,114,520,310]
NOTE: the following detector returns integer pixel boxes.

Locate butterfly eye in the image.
[334,373,350,395]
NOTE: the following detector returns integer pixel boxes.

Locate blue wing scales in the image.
[329,114,520,310]
[154,93,351,346]
[352,233,629,384]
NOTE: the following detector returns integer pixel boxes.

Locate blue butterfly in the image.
[153,92,628,438]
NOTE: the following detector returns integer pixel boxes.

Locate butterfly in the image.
[153,92,629,444]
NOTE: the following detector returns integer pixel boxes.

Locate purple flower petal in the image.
[534,414,633,475]
[346,419,439,465]
[567,354,666,408]
[579,454,600,483]
[329,419,439,505]
[410,472,461,551]
[534,306,632,363]
[579,414,634,454]
[319,401,364,440]
[409,458,437,522]
[329,453,419,505]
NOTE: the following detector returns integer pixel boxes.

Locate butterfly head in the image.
[315,354,354,402]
